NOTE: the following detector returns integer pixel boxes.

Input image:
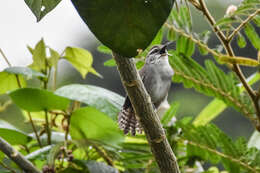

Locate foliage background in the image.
[0,0,256,139]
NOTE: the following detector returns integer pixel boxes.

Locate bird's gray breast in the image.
[142,59,174,106]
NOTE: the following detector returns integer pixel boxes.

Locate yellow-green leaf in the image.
[219,55,259,66]
[64,47,102,78]
[0,72,26,95]
[28,39,47,71]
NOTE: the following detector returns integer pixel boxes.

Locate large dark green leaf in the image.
[55,84,124,120]
[0,120,32,145]
[25,0,62,22]
[70,107,124,146]
[9,88,70,111]
[71,0,174,57]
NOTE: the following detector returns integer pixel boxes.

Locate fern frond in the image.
[169,52,255,120]
[178,123,260,173]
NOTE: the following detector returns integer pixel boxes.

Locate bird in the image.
[118,43,174,135]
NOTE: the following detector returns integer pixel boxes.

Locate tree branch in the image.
[113,52,180,173]
[195,0,260,129]
[0,137,41,173]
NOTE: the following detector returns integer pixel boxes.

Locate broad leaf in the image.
[70,107,124,146]
[4,66,46,80]
[0,72,26,95]
[10,88,70,111]
[25,0,62,22]
[64,47,101,78]
[28,39,47,71]
[0,120,32,145]
[55,84,124,120]
[72,0,174,57]
[103,59,116,67]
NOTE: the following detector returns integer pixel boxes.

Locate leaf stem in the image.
[0,48,11,67]
[44,109,51,145]
[28,112,42,147]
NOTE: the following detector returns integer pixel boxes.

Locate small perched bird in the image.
[118,43,174,135]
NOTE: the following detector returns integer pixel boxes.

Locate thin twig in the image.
[27,112,42,147]
[227,9,260,42]
[0,48,11,67]
[0,137,41,173]
[44,109,51,145]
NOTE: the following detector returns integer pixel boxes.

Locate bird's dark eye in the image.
[149,48,159,55]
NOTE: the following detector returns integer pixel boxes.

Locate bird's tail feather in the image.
[118,106,142,136]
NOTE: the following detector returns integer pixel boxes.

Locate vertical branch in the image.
[113,52,180,173]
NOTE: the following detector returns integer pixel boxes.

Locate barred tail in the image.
[118,97,142,135]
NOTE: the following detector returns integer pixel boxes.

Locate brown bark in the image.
[113,52,180,173]
[0,137,41,173]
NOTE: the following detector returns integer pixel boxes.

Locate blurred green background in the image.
[0,0,259,140]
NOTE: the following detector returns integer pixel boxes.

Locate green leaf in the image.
[10,88,70,111]
[64,47,102,78]
[55,84,124,120]
[24,0,62,22]
[167,28,177,41]
[176,36,195,57]
[28,39,47,71]
[4,66,46,80]
[0,120,32,145]
[0,72,26,95]
[72,0,174,57]
[169,52,254,117]
[97,45,112,54]
[215,17,236,27]
[193,99,226,126]
[70,107,124,146]
[104,59,116,67]
[150,27,164,46]
[193,72,260,125]
[47,48,60,69]
[178,123,260,173]
[161,102,179,125]
[244,23,260,50]
[218,55,259,66]
[86,161,118,173]
[236,34,247,48]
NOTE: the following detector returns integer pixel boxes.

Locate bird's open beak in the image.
[159,41,173,55]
